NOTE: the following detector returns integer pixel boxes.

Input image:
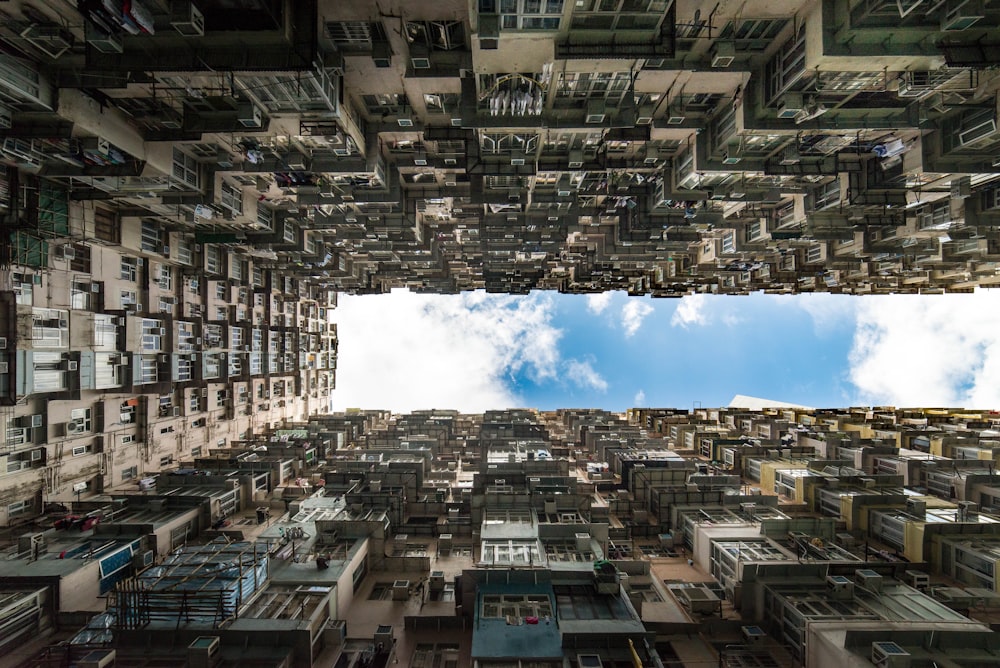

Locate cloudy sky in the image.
[329,288,1000,412]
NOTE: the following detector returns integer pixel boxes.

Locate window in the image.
[256,206,273,231]
[140,220,160,252]
[157,265,172,290]
[121,465,138,482]
[191,446,202,457]
[406,20,465,50]
[325,21,385,50]
[94,206,120,244]
[120,256,139,281]
[172,148,200,188]
[205,245,221,274]
[176,240,193,266]
[352,556,368,593]
[221,180,243,215]
[8,499,30,518]
[481,0,564,30]
[424,93,460,114]
[141,319,164,351]
[70,407,93,433]
[721,232,735,254]
[718,18,787,50]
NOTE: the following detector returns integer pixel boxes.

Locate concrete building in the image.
[3,405,1000,666]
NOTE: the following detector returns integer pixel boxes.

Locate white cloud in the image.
[634,389,646,405]
[622,299,654,337]
[670,294,708,329]
[586,292,613,315]
[848,291,1000,407]
[563,358,608,392]
[330,290,562,412]
[789,293,857,335]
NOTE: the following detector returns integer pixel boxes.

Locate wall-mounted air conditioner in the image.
[372,41,392,68]
[711,41,736,67]
[171,2,205,37]
[21,25,74,59]
[237,101,263,128]
[871,641,911,668]
[586,99,607,124]
[568,149,584,168]
[942,0,984,30]
[778,93,805,119]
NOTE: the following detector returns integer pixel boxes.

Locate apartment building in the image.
[5,405,1000,666]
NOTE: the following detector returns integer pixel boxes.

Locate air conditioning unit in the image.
[372,41,392,68]
[958,117,997,147]
[778,92,805,119]
[637,105,655,125]
[568,150,584,168]
[159,354,170,363]
[76,649,116,668]
[711,41,736,67]
[286,152,308,171]
[85,21,123,53]
[0,337,6,349]
[722,144,742,165]
[397,113,414,127]
[942,0,984,30]
[173,407,182,417]
[855,568,884,592]
[411,57,431,69]
[67,421,84,435]
[0,363,7,374]
[577,655,604,668]
[21,25,74,58]
[188,637,220,668]
[133,550,155,570]
[586,99,607,124]
[237,101,263,128]
[62,245,76,260]
[67,361,79,372]
[871,641,911,668]
[478,14,499,49]
[30,414,44,428]
[644,147,660,165]
[413,152,428,166]
[0,104,11,130]
[201,388,209,397]
[510,157,525,166]
[171,2,206,37]
[825,575,854,600]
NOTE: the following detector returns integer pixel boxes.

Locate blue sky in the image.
[330,289,1000,412]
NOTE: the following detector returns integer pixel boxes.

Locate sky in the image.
[329,288,1000,413]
